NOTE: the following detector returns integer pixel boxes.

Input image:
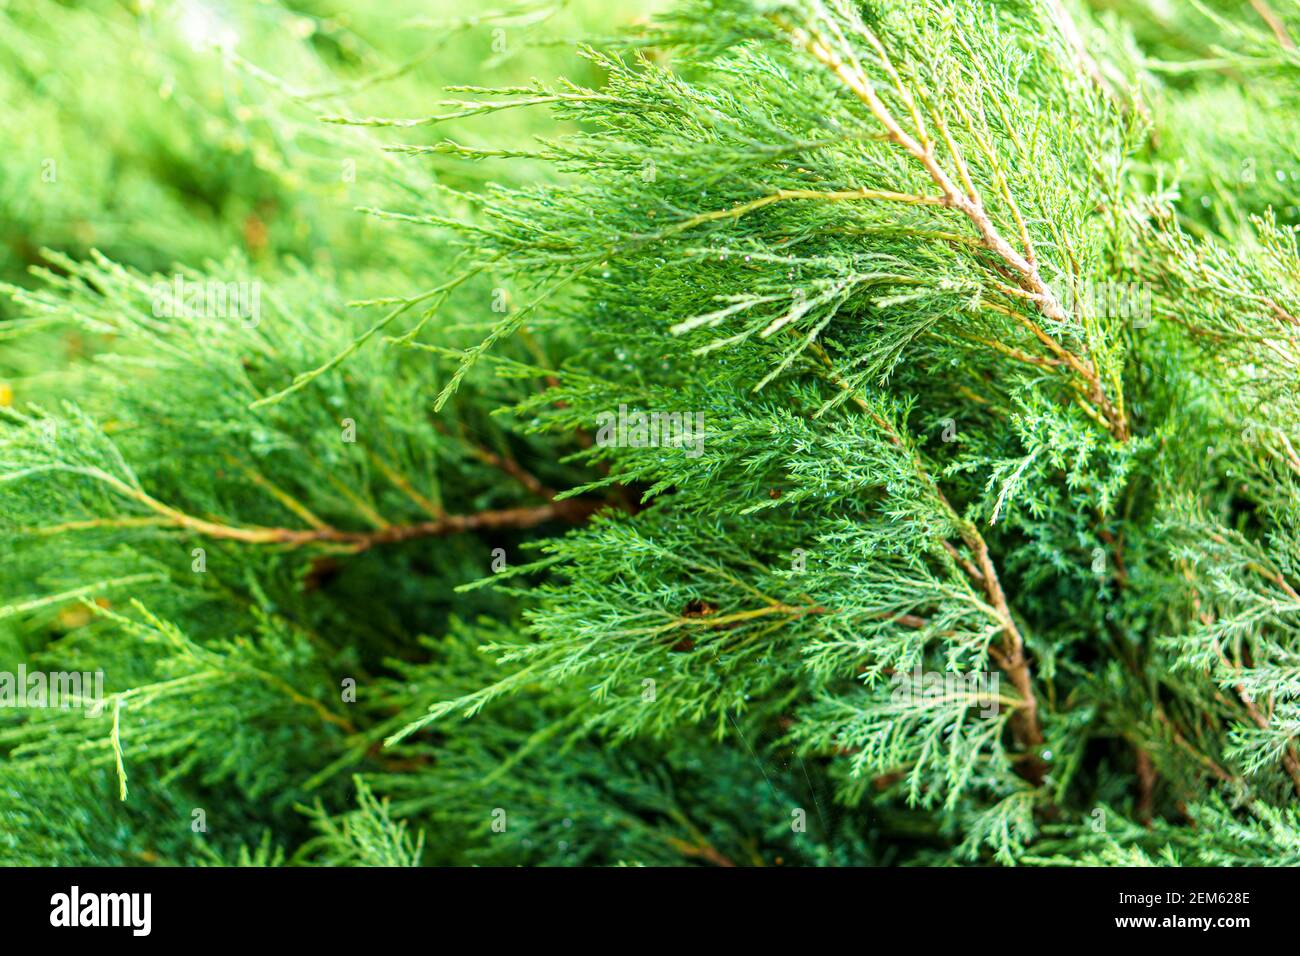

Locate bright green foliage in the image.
[2,0,1300,867]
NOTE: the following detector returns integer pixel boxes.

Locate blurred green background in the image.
[0,0,664,392]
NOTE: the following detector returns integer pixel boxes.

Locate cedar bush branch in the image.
[20,465,605,552]
[780,4,1130,442]
[807,342,1045,779]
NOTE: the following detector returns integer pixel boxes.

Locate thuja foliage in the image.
[3,0,1300,867]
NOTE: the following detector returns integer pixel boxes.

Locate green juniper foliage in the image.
[2,0,1300,867]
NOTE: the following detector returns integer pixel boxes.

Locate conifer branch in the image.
[806,342,1046,778]
[783,6,1130,442]
[1043,0,1122,103]
[1249,0,1296,50]
[671,187,948,235]
[24,465,605,552]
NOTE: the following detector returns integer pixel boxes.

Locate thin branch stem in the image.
[39,465,604,553]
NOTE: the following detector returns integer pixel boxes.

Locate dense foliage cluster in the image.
[2,0,1299,867]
